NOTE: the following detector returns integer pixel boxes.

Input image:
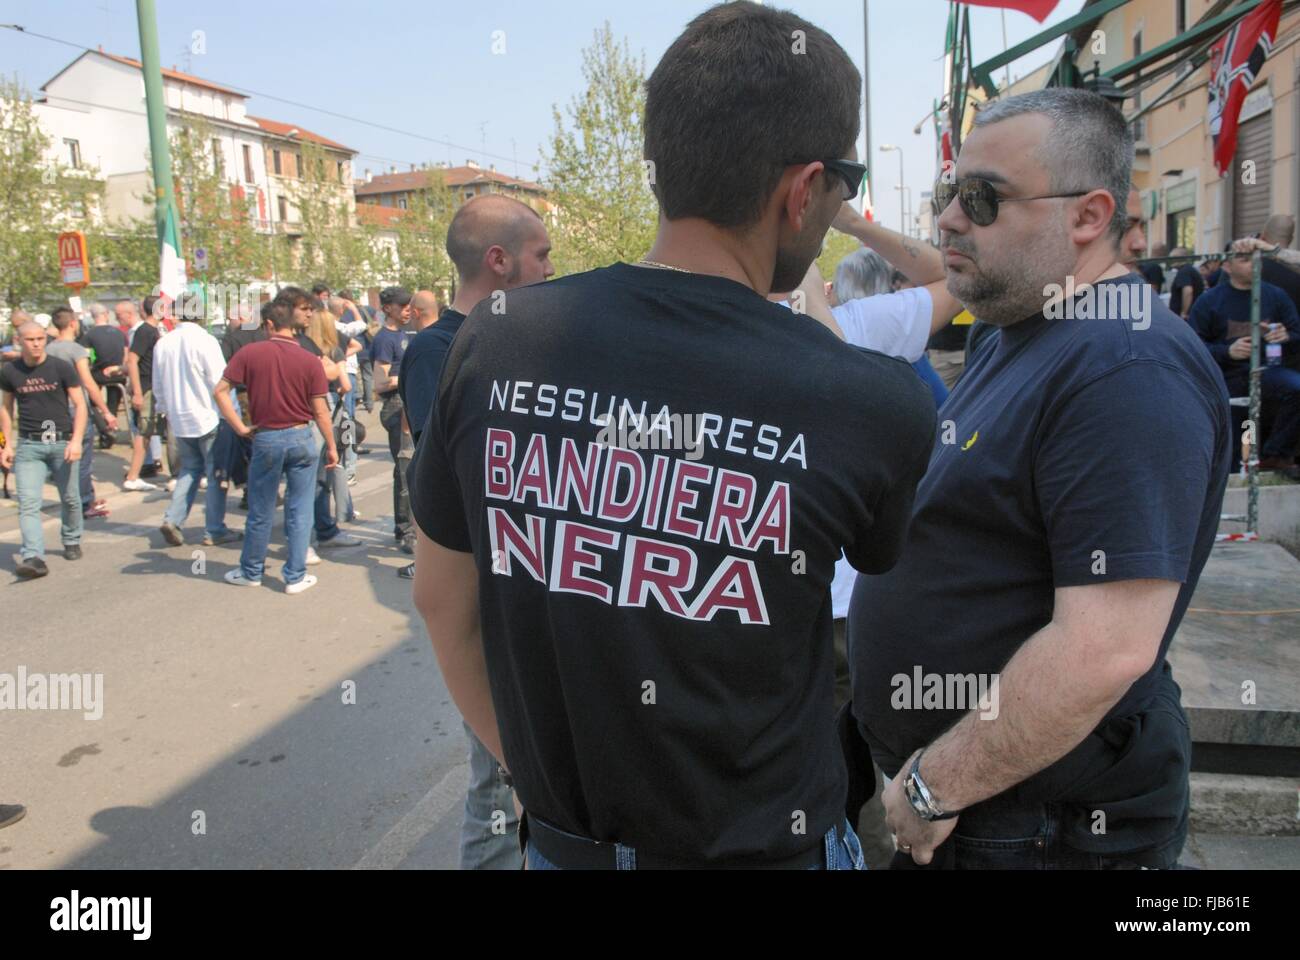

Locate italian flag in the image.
[157,199,188,302]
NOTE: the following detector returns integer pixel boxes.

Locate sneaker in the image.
[305,548,322,567]
[399,538,416,556]
[398,563,416,580]
[286,574,318,596]
[224,569,262,588]
[83,503,110,520]
[347,511,363,524]
[124,478,159,492]
[166,479,177,493]
[141,463,162,479]
[238,492,249,511]
[346,476,358,487]
[63,545,82,562]
[159,522,184,547]
[203,530,244,547]
[318,533,363,550]
[15,557,49,580]
[0,804,25,830]
[200,477,208,491]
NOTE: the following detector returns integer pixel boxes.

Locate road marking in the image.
[351,761,468,870]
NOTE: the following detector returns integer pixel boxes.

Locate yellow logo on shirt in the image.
[962,431,980,452]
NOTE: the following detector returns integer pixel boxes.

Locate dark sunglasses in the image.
[789,158,867,201]
[933,177,1089,227]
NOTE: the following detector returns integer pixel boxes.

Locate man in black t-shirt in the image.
[1168,247,1204,319]
[410,3,933,870]
[853,89,1229,870]
[0,322,88,579]
[124,296,164,491]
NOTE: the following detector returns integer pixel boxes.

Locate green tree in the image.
[296,141,382,290]
[0,78,106,309]
[541,24,656,276]
[816,230,862,284]
[388,168,458,295]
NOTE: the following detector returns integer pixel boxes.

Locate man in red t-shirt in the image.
[214,299,338,594]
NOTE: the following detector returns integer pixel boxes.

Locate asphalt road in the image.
[0,411,468,869]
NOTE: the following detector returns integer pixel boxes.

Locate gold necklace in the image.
[636,258,692,274]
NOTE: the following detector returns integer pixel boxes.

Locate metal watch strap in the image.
[906,751,959,822]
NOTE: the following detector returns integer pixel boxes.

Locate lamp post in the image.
[880,144,905,235]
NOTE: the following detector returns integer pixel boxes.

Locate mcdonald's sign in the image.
[57,231,90,289]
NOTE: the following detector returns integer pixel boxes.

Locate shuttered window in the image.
[1232,113,1273,240]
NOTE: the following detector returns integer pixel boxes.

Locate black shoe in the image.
[0,804,25,830]
[159,522,184,547]
[15,557,49,580]
[399,538,416,556]
[63,545,83,562]
[238,492,249,511]
[141,462,162,479]
[398,563,416,580]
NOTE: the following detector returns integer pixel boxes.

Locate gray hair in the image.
[89,302,110,320]
[832,248,894,303]
[973,88,1134,244]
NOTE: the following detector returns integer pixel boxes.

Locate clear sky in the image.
[1,0,1085,233]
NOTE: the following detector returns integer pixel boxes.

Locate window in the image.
[1176,0,1188,35]
[464,191,474,202]
[64,138,81,169]
[273,149,282,175]
[295,153,303,179]
[1132,31,1146,141]
[336,160,345,183]
[277,195,288,222]
[398,196,408,210]
[212,138,224,178]
[1166,179,1197,251]
[315,156,324,179]
[242,144,254,182]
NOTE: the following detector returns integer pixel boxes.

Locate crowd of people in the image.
[4,0,1298,868]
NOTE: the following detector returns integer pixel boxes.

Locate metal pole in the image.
[897,148,905,235]
[863,0,871,213]
[1248,251,1262,537]
[135,0,186,300]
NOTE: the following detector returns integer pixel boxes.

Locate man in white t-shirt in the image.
[153,308,241,548]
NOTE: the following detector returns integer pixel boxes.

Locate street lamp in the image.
[880,144,905,235]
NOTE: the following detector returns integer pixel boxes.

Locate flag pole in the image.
[135,0,186,302]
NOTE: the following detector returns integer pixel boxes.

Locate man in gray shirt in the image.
[46,307,118,519]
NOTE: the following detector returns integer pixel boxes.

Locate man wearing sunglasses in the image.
[849,88,1232,870]
[410,0,934,869]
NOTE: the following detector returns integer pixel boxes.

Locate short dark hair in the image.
[50,306,77,332]
[260,302,276,324]
[379,286,412,308]
[336,289,355,302]
[267,301,296,331]
[311,282,331,297]
[644,1,861,230]
[274,286,313,310]
[142,295,162,321]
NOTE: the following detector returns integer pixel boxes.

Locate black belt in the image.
[19,431,71,442]
[522,813,830,870]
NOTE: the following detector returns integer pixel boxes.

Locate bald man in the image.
[410,291,442,332]
[2,311,31,361]
[1,321,88,578]
[1120,188,1147,273]
[402,193,553,871]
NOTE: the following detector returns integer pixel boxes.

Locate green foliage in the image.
[816,230,863,283]
[0,77,106,309]
[388,168,458,295]
[296,141,386,291]
[541,24,656,276]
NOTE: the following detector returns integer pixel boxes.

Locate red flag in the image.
[1209,0,1282,176]
[954,0,1060,23]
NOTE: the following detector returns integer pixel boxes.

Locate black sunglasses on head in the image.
[789,158,867,201]
[933,176,1089,227]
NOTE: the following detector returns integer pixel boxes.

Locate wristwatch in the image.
[902,751,959,822]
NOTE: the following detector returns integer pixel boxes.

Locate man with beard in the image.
[409,0,934,869]
[849,89,1231,869]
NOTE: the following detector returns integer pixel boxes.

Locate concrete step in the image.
[1190,772,1299,835]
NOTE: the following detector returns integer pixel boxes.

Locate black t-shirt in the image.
[410,262,935,862]
[849,274,1231,862]
[1168,264,1204,316]
[401,308,467,442]
[0,356,79,435]
[294,333,323,358]
[1139,262,1165,293]
[130,322,161,392]
[85,325,127,376]
[222,324,268,363]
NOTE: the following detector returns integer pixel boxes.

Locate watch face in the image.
[904,776,934,821]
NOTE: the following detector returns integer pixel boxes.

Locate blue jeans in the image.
[78,415,95,506]
[312,423,343,543]
[239,426,316,584]
[1227,364,1300,459]
[14,440,83,560]
[460,724,523,870]
[163,428,231,538]
[526,820,865,871]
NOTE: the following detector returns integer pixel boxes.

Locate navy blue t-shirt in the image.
[371,325,415,398]
[849,273,1231,862]
[1188,279,1300,387]
[400,308,467,442]
[1168,263,1204,316]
